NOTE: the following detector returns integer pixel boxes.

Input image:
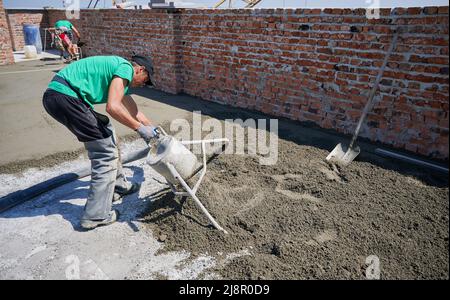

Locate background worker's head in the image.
[130,55,154,88]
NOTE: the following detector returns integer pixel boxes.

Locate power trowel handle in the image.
[146,126,168,149]
[155,126,168,137]
[153,127,161,138]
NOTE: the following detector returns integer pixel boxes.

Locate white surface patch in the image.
[0,157,89,198]
[12,50,61,64]
[25,245,48,259]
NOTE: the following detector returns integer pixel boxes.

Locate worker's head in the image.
[130,55,154,88]
[131,64,150,88]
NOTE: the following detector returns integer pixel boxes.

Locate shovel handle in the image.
[349,29,399,149]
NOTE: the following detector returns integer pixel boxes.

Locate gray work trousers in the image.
[82,124,130,221]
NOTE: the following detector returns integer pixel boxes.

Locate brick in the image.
[438,6,449,14]
[331,9,344,15]
[423,7,439,14]
[407,7,423,15]
[392,7,408,15]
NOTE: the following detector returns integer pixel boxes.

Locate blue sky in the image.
[4,0,449,9]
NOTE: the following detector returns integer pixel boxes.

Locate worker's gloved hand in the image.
[136,124,159,143]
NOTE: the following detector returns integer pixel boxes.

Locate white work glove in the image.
[136,124,159,143]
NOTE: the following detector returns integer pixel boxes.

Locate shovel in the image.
[326,29,399,166]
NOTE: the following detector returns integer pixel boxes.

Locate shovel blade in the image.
[326,143,346,161]
[340,146,360,165]
[326,143,361,166]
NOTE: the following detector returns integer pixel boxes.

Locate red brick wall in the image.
[5,9,49,51]
[44,7,448,159]
[0,0,13,65]
[178,8,449,159]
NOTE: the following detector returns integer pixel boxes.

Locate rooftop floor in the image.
[0,59,448,279]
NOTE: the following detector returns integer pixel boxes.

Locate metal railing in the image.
[214,0,263,8]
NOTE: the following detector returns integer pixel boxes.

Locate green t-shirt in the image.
[54,20,73,31]
[48,56,134,107]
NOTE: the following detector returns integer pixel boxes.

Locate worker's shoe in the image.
[80,210,119,230]
[113,183,141,203]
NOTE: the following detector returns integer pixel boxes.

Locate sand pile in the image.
[140,117,448,279]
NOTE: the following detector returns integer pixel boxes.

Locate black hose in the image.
[0,147,150,214]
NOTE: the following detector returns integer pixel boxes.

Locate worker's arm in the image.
[72,26,81,39]
[122,95,154,126]
[106,77,142,130]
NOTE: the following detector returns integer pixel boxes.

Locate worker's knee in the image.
[84,135,119,163]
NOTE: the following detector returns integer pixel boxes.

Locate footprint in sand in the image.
[275,189,321,203]
[316,161,346,183]
[305,229,338,246]
[214,186,264,216]
[232,188,265,216]
[271,174,321,203]
[403,176,426,188]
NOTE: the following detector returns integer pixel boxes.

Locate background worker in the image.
[42,55,158,230]
[51,19,81,61]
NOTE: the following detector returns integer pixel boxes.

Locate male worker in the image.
[42,55,158,230]
[51,19,81,61]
